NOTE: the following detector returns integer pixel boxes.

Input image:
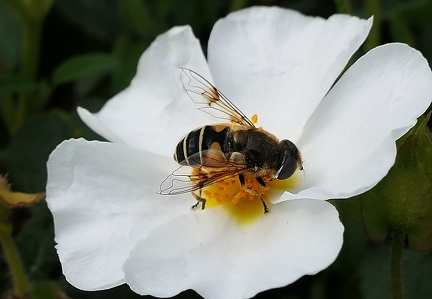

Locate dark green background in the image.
[1,0,431,298]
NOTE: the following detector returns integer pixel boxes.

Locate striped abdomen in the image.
[174,125,230,166]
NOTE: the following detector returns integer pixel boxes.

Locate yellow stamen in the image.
[195,171,298,225]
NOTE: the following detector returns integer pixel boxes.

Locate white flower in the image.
[46,6,432,299]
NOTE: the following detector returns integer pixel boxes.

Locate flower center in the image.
[195,170,298,225]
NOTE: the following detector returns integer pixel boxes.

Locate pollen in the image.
[251,113,258,125]
[194,171,298,225]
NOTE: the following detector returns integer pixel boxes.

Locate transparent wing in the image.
[179,68,255,128]
[159,149,249,195]
[159,166,249,195]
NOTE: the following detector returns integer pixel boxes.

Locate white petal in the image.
[284,43,432,201]
[46,139,195,290]
[123,200,343,299]
[78,26,213,156]
[208,6,372,141]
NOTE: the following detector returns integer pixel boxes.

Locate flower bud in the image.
[355,112,432,252]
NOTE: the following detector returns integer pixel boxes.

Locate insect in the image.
[161,68,303,213]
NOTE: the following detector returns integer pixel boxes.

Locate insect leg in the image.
[256,176,267,187]
[239,174,269,214]
[191,189,206,210]
[260,197,269,214]
[239,173,245,185]
[256,177,269,214]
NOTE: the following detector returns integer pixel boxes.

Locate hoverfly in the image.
[160,68,303,213]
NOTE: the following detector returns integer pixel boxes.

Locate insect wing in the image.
[159,164,198,195]
[159,149,249,195]
[179,68,255,128]
[159,165,249,196]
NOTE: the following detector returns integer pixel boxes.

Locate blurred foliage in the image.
[0,0,431,299]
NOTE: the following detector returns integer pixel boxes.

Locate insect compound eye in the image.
[277,139,300,180]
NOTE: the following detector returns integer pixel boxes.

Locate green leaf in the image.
[112,38,146,92]
[6,103,107,194]
[0,74,39,95]
[69,98,107,141]
[15,201,58,281]
[117,0,155,38]
[54,0,123,41]
[52,53,120,86]
[75,72,108,98]
[6,111,72,193]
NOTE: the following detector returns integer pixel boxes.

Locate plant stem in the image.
[334,0,352,14]
[1,0,47,133]
[14,17,43,133]
[0,229,31,296]
[365,0,381,51]
[391,232,404,299]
